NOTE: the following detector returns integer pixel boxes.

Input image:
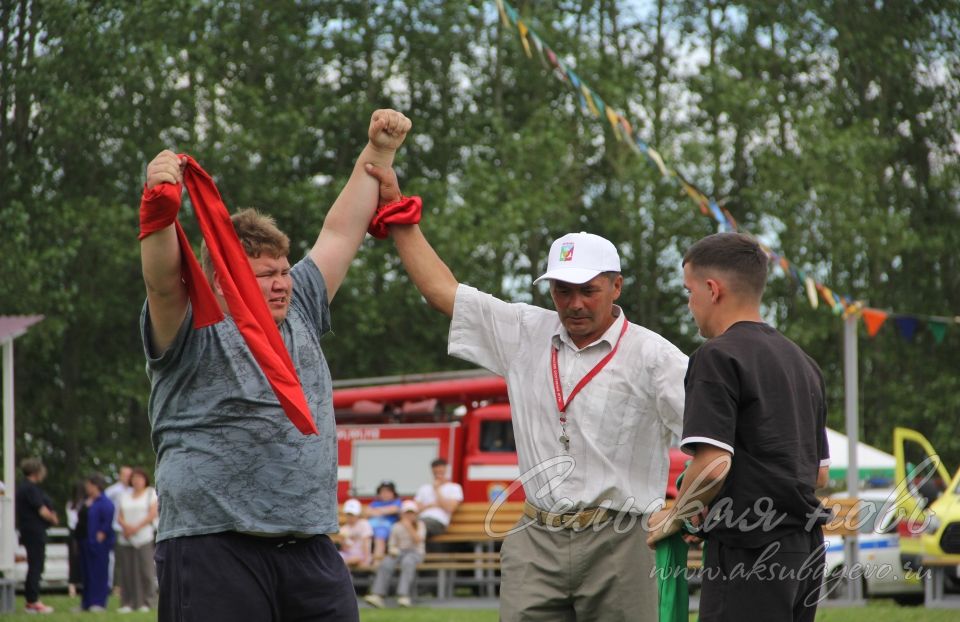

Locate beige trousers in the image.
[115,543,157,610]
[499,515,657,622]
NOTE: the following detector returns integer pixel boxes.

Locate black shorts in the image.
[698,529,826,622]
[155,532,358,622]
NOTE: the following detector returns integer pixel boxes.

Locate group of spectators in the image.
[336,458,463,609]
[15,459,158,615]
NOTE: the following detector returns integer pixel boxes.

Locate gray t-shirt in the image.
[140,257,338,542]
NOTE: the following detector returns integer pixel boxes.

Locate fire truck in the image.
[333,371,688,504]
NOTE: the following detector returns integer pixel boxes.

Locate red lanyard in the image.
[551,315,629,415]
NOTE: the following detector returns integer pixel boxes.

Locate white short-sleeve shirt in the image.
[414,482,465,527]
[448,285,687,513]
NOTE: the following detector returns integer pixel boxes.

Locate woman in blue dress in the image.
[79,474,116,612]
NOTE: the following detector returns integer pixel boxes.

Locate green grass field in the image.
[9,595,960,621]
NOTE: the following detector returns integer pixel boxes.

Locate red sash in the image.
[139,156,317,435]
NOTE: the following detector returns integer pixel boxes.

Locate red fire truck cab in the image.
[333,374,688,504]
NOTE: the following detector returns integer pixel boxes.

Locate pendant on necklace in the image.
[559,434,570,450]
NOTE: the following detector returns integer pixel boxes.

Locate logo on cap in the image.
[559,243,575,262]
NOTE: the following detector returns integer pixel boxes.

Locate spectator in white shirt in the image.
[413,458,463,537]
[365,164,687,622]
[116,467,159,613]
[103,465,132,593]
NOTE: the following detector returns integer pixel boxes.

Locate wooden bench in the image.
[922,554,960,608]
[818,497,864,537]
[431,501,525,544]
[341,497,859,597]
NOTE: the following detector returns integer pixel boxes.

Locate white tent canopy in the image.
[1,315,44,590]
[825,427,895,485]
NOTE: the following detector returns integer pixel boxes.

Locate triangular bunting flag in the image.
[681,182,705,205]
[496,0,511,27]
[530,34,550,70]
[546,47,559,69]
[581,85,600,117]
[861,308,888,337]
[721,208,738,231]
[517,21,533,58]
[788,266,803,286]
[831,293,844,315]
[806,277,820,309]
[778,256,791,275]
[818,285,835,307]
[647,148,668,176]
[504,3,519,24]
[927,320,948,344]
[894,316,920,342]
[604,107,621,139]
[593,93,606,118]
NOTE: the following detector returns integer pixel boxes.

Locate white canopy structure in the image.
[0,315,44,600]
[825,427,895,486]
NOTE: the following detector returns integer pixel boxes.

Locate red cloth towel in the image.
[367,195,423,239]
[139,156,317,435]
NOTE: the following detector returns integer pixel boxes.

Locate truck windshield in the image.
[480,420,516,453]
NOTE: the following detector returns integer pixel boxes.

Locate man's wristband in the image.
[681,517,702,535]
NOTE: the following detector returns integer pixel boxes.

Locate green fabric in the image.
[656,532,689,622]
[657,466,691,622]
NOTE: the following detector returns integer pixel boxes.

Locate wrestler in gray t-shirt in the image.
[140,257,338,541]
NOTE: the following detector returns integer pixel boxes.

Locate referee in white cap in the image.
[367,160,688,622]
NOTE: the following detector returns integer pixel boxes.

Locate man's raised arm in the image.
[309,109,411,302]
[364,164,459,317]
[140,150,188,355]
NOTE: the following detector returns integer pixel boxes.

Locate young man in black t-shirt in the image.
[15,457,60,614]
[647,232,830,622]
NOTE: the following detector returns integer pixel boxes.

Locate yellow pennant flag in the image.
[517,21,533,58]
[605,107,623,142]
[581,85,600,117]
[495,0,511,27]
[646,148,669,177]
[805,277,819,309]
[842,301,863,320]
[682,182,707,206]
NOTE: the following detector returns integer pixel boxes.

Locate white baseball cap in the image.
[343,498,362,516]
[534,232,621,285]
[401,499,419,513]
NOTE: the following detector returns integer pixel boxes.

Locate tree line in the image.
[2,0,958,504]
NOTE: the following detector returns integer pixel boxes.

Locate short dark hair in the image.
[376,480,397,495]
[431,458,448,469]
[87,473,108,492]
[683,233,769,300]
[20,457,44,478]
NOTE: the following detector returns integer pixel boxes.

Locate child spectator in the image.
[339,499,373,567]
[366,481,402,561]
[363,500,425,609]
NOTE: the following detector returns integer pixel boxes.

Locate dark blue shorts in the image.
[155,532,358,622]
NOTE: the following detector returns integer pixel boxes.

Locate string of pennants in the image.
[493,0,959,343]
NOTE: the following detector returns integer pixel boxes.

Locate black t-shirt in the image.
[681,322,829,547]
[15,480,53,536]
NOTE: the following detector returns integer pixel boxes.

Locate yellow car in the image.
[892,427,960,588]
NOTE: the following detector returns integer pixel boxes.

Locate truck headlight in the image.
[924,516,942,534]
